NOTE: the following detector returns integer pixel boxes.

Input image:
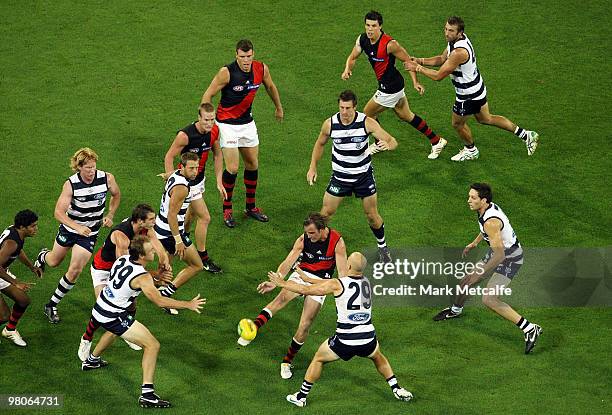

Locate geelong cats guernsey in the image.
[446,34,486,102]
[330,111,371,183]
[334,276,376,346]
[154,171,191,240]
[65,170,109,236]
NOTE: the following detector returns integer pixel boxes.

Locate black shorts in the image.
[452,97,487,116]
[159,232,193,256]
[55,225,98,253]
[326,169,377,199]
[482,245,523,280]
[100,312,136,336]
[328,335,377,361]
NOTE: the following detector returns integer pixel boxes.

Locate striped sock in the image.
[87,353,100,363]
[5,303,27,330]
[409,114,441,145]
[283,337,304,364]
[516,316,535,333]
[514,126,528,140]
[82,317,100,341]
[386,375,399,392]
[244,169,258,211]
[141,384,155,398]
[254,308,272,329]
[370,223,386,248]
[222,170,237,212]
[48,276,75,307]
[296,380,313,400]
[160,283,176,298]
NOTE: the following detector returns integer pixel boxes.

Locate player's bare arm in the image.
[161,132,189,179]
[407,48,467,82]
[55,181,90,236]
[111,230,131,259]
[365,117,398,152]
[103,173,121,228]
[268,271,341,296]
[212,140,227,200]
[462,232,484,257]
[257,235,304,294]
[135,273,205,313]
[342,41,362,80]
[334,237,348,276]
[146,228,171,272]
[307,119,332,185]
[167,185,188,258]
[262,63,284,121]
[479,219,506,273]
[0,242,34,290]
[18,249,42,277]
[201,67,230,104]
[387,39,424,95]
[409,48,449,68]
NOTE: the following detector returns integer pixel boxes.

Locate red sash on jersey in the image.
[216,61,264,122]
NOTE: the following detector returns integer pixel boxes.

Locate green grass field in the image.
[1,1,611,414]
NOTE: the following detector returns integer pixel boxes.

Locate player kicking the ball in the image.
[267,252,413,407]
[433,183,542,354]
[238,212,347,380]
[80,235,205,408]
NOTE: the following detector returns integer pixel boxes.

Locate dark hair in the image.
[236,39,254,53]
[365,10,383,26]
[470,183,493,203]
[14,209,38,228]
[181,152,199,165]
[131,204,155,223]
[199,102,215,116]
[303,212,328,230]
[129,235,150,261]
[338,90,357,106]
[447,16,465,33]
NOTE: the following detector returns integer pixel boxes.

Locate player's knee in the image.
[146,338,160,352]
[476,115,492,125]
[451,119,464,130]
[482,295,498,309]
[65,270,81,282]
[365,212,380,226]
[18,296,31,308]
[225,164,239,175]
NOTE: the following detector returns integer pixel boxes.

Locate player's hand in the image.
[274,107,284,121]
[217,182,228,201]
[157,269,174,284]
[414,82,425,96]
[257,281,276,294]
[267,271,285,287]
[368,141,389,155]
[157,172,172,181]
[187,294,206,314]
[307,168,317,186]
[175,242,186,259]
[32,266,43,278]
[14,281,35,291]
[75,225,92,236]
[341,69,352,80]
[404,60,418,72]
[102,215,114,228]
[462,243,477,258]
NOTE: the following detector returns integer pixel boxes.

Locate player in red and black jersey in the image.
[0,210,41,347]
[342,10,448,159]
[161,103,225,273]
[201,39,284,228]
[237,213,348,380]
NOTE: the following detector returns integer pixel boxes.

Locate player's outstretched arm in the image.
[407,48,466,82]
[268,271,341,296]
[294,267,326,285]
[201,67,230,104]
[103,173,121,228]
[18,249,42,277]
[307,119,331,185]
[262,63,284,121]
[276,235,305,277]
[409,48,449,68]
[342,40,362,80]
[365,117,398,152]
[388,40,424,95]
[136,274,206,313]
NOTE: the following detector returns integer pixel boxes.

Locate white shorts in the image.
[189,177,205,201]
[217,120,259,148]
[287,270,326,305]
[372,88,406,108]
[91,265,111,288]
[0,269,17,290]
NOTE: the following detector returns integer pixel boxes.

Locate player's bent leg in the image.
[82,331,115,370]
[281,297,322,379]
[482,273,521,322]
[434,267,487,321]
[1,285,31,347]
[170,245,204,289]
[65,244,93,283]
[321,192,343,219]
[475,103,515,132]
[369,344,413,402]
[363,98,388,120]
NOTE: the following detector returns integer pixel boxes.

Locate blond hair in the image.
[70,147,98,171]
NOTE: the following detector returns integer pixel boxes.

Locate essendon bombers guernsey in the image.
[178,123,219,184]
[216,60,264,125]
[299,228,341,279]
[359,32,404,94]
[92,219,147,271]
[0,226,24,269]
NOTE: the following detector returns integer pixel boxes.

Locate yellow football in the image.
[237,318,257,341]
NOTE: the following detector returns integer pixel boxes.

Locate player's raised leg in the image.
[474,103,539,155]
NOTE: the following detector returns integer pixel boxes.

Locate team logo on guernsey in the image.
[305,252,314,259]
[348,312,370,322]
[370,57,384,62]
[246,84,261,90]
[328,185,340,194]
[233,85,245,91]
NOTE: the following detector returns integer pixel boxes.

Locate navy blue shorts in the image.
[328,335,377,361]
[55,225,98,253]
[326,169,377,199]
[100,312,136,336]
[159,232,193,256]
[453,97,487,116]
[482,245,523,279]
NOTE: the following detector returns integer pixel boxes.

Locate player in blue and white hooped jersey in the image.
[307,90,398,263]
[154,152,205,314]
[433,183,543,354]
[80,235,205,408]
[35,148,121,324]
[406,16,540,161]
[267,252,413,407]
